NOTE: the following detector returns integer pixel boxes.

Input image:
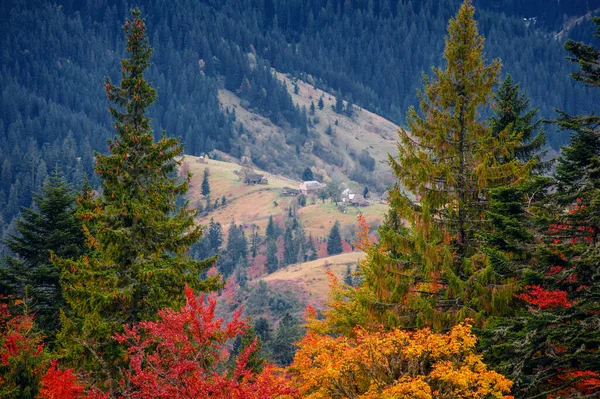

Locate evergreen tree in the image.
[490,74,546,166]
[208,218,223,253]
[201,168,211,197]
[1,168,85,341]
[283,224,296,266]
[266,240,279,273]
[301,167,314,181]
[309,101,315,115]
[481,19,600,399]
[265,215,281,240]
[56,11,220,390]
[271,312,303,366]
[344,264,353,286]
[222,222,247,277]
[306,233,318,261]
[350,0,529,330]
[318,95,324,110]
[327,221,343,256]
[334,93,344,114]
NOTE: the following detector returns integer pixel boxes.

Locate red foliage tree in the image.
[248,254,267,279]
[517,285,573,309]
[0,302,46,397]
[114,286,293,398]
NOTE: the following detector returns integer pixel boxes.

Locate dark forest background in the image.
[1,0,600,239]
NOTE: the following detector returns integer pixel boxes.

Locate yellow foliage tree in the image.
[327,0,531,332]
[286,320,513,399]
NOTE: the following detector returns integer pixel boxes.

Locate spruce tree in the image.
[201,167,210,197]
[490,74,546,166]
[283,224,296,266]
[354,0,529,330]
[266,240,279,273]
[327,221,343,255]
[302,167,314,181]
[1,168,85,341]
[56,10,220,389]
[318,95,324,110]
[335,93,344,114]
[481,19,600,399]
[306,233,318,261]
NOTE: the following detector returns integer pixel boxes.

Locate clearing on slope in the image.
[261,252,364,303]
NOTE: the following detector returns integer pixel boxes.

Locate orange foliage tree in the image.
[287,319,513,399]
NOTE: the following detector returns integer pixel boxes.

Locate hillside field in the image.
[261,251,365,303]
[184,156,387,239]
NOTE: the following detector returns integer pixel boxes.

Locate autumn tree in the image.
[113,286,293,398]
[56,10,220,390]
[288,318,513,399]
[0,303,47,399]
[353,0,529,330]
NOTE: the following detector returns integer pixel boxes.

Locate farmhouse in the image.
[281,188,301,196]
[197,156,207,164]
[349,194,369,207]
[244,173,268,185]
[299,180,325,195]
[342,188,369,207]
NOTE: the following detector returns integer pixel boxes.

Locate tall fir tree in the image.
[56,10,220,390]
[1,168,85,342]
[343,0,530,331]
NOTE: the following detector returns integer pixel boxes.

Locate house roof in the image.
[302,181,324,189]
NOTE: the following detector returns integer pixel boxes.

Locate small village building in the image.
[244,173,268,185]
[197,156,207,164]
[299,180,326,195]
[281,188,301,196]
[350,194,369,207]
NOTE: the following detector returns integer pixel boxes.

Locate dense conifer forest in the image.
[1,1,600,398]
[1,0,600,238]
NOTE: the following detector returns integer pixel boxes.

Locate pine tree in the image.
[318,95,324,110]
[327,221,343,256]
[309,101,315,115]
[490,74,546,166]
[201,168,210,197]
[56,10,220,390]
[1,168,85,341]
[354,0,529,330]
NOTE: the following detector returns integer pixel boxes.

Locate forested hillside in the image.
[1,0,600,240]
